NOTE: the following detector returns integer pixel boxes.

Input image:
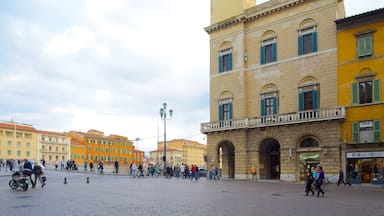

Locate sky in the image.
[1,0,383,153]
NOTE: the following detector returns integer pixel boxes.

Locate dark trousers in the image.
[316,182,324,197]
[305,185,314,195]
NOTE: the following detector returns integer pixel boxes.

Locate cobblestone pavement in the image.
[0,170,383,216]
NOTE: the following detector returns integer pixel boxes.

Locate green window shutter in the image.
[272,43,277,62]
[298,36,303,55]
[298,92,304,111]
[312,32,318,52]
[229,103,233,120]
[352,122,360,144]
[228,53,233,71]
[357,38,365,57]
[365,36,373,56]
[273,97,278,114]
[374,120,381,142]
[260,46,265,64]
[219,104,223,121]
[313,90,319,109]
[261,98,266,116]
[373,79,381,102]
[352,82,359,105]
[218,56,223,73]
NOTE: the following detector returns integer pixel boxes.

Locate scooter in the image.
[9,169,32,191]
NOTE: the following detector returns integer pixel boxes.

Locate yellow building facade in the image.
[202,0,346,181]
[68,130,135,166]
[336,8,384,184]
[154,139,207,168]
[0,121,38,161]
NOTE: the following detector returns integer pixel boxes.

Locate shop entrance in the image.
[362,160,372,183]
[299,153,320,181]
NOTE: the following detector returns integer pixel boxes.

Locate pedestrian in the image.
[138,163,144,177]
[337,168,351,186]
[190,165,198,181]
[60,159,64,170]
[84,161,88,172]
[131,163,137,178]
[89,161,94,172]
[97,161,104,175]
[114,160,119,175]
[315,165,325,197]
[251,164,257,180]
[32,161,45,188]
[305,171,315,196]
[55,160,59,170]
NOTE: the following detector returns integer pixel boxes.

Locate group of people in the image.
[9,158,46,188]
[304,165,325,197]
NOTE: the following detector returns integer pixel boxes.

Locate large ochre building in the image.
[150,139,207,168]
[202,0,346,182]
[336,8,384,185]
[38,130,71,163]
[0,121,38,161]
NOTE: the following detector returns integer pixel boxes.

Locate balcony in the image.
[201,106,345,133]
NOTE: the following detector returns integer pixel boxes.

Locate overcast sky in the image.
[1,0,383,153]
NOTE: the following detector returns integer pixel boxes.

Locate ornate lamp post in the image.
[160,102,173,175]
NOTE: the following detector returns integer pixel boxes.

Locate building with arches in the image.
[201,0,346,182]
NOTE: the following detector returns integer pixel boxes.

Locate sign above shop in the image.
[346,151,384,158]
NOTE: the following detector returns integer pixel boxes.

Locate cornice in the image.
[204,0,307,34]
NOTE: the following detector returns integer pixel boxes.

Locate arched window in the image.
[298,19,317,55]
[299,138,319,148]
[260,30,277,64]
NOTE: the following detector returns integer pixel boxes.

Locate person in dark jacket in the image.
[305,171,314,196]
[32,161,45,188]
[337,168,351,186]
[315,165,325,197]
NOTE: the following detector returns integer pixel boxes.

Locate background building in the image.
[202,0,346,181]
[336,8,384,185]
[0,121,38,161]
[38,130,71,164]
[152,139,207,168]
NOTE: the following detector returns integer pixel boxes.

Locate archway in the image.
[218,141,235,178]
[259,138,280,179]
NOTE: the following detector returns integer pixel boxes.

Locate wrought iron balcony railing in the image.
[201,106,345,133]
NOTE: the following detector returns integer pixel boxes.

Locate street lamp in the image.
[160,102,173,175]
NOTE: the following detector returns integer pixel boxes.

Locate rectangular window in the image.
[7,150,11,156]
[219,100,233,121]
[218,48,233,73]
[24,133,31,139]
[26,151,30,157]
[17,141,21,148]
[352,120,381,143]
[7,141,11,147]
[26,143,30,148]
[17,150,21,156]
[357,35,373,58]
[299,87,319,111]
[352,79,380,105]
[260,38,277,65]
[16,132,22,138]
[5,131,12,137]
[298,27,317,55]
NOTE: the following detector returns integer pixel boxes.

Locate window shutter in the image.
[312,32,318,52]
[260,46,265,64]
[298,36,303,55]
[352,82,359,105]
[229,103,233,120]
[373,79,381,102]
[313,89,319,109]
[218,104,223,121]
[261,98,266,116]
[272,43,277,62]
[352,122,360,144]
[298,92,304,111]
[357,38,365,57]
[218,56,223,73]
[273,97,278,114]
[228,53,233,71]
[374,120,381,142]
[365,36,373,56]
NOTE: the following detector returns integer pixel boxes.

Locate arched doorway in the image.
[218,141,235,178]
[259,138,280,180]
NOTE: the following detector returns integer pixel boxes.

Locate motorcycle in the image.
[9,169,32,191]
